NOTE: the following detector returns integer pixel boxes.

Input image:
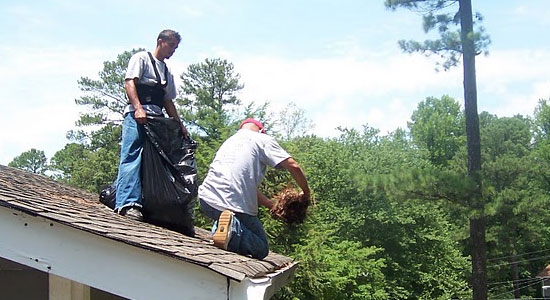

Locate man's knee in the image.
[252,242,269,260]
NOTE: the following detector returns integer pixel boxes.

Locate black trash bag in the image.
[99,182,117,210]
[140,116,198,237]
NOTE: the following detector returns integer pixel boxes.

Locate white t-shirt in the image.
[124,51,177,115]
[198,129,291,216]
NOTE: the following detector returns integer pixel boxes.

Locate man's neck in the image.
[152,49,164,61]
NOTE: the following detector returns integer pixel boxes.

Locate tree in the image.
[177,58,276,182]
[50,126,120,193]
[274,102,314,140]
[75,50,141,120]
[178,58,244,140]
[408,95,465,166]
[49,143,87,182]
[533,99,550,143]
[271,128,470,299]
[8,148,48,175]
[50,50,140,192]
[290,225,388,300]
[68,49,141,142]
[470,114,550,299]
[349,128,471,299]
[385,0,489,71]
[531,99,550,193]
[385,1,490,298]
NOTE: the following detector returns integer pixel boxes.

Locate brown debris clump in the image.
[270,188,310,225]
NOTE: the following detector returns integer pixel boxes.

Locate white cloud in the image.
[2,35,550,166]
[476,49,550,117]
[0,45,119,164]
[230,51,462,136]
[477,49,550,87]
[220,46,550,138]
[489,80,550,118]
[0,103,80,164]
[238,54,451,101]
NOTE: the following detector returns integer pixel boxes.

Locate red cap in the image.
[239,118,266,133]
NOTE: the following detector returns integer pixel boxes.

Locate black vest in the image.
[134,52,168,108]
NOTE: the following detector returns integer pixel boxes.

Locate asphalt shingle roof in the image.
[0,165,293,281]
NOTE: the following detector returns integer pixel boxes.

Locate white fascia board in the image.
[0,206,228,300]
[230,262,299,300]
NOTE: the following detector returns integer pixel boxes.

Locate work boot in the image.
[121,207,143,222]
[213,210,234,250]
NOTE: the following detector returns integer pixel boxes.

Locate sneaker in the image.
[213,210,234,250]
[121,207,143,222]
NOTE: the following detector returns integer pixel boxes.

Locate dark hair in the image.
[157,29,181,42]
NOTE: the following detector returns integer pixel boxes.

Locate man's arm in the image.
[164,99,189,138]
[257,190,274,209]
[125,78,147,124]
[276,157,311,199]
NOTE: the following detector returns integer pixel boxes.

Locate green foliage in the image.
[50,50,140,191]
[75,49,142,121]
[368,199,471,300]
[348,131,471,299]
[49,47,550,299]
[266,128,471,299]
[8,148,48,175]
[290,226,388,300]
[273,103,314,140]
[533,98,550,143]
[531,99,550,194]
[408,95,465,167]
[478,114,550,298]
[178,58,244,140]
[386,2,489,298]
[50,126,120,193]
[531,141,550,192]
[177,58,245,188]
[49,143,86,181]
[385,0,490,70]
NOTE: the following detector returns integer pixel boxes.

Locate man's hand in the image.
[134,107,147,124]
[163,99,188,138]
[125,78,147,124]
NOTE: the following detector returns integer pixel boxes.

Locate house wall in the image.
[0,257,126,300]
[0,207,229,300]
[0,257,48,300]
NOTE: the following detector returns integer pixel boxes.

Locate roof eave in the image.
[0,205,229,300]
[238,262,299,299]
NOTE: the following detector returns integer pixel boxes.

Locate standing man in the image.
[115,29,188,221]
[198,118,310,259]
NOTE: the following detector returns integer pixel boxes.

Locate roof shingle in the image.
[0,165,293,281]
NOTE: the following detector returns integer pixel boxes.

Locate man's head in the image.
[156,29,181,60]
[239,118,266,133]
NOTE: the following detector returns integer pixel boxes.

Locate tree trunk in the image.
[459,0,487,299]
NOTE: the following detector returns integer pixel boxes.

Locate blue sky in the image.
[1,0,549,165]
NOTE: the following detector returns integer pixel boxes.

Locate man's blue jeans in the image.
[115,113,145,212]
[200,199,269,259]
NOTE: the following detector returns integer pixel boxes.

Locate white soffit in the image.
[0,206,228,300]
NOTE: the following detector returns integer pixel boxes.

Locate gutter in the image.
[229,262,299,300]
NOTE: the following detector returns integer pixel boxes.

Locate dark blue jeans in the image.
[200,199,269,259]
